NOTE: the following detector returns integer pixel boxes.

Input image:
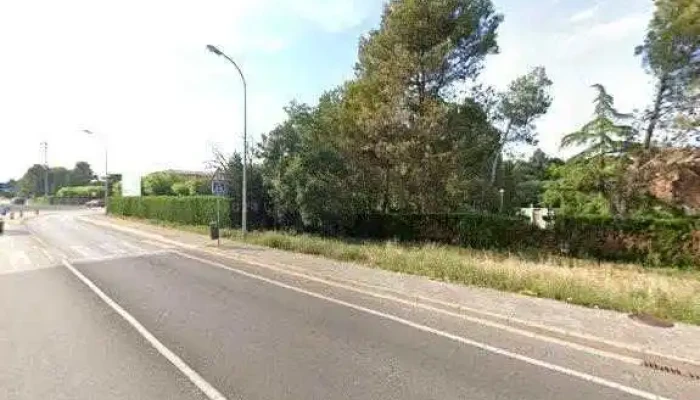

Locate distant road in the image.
[0,210,693,400]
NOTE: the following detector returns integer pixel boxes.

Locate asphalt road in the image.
[1,211,697,399]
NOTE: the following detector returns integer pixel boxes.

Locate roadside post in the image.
[211,170,228,247]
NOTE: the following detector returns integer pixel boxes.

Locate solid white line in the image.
[213,251,642,364]
[83,216,700,369]
[61,259,228,400]
[174,250,670,400]
[39,247,55,262]
[70,250,173,265]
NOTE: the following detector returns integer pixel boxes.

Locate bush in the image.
[553,216,700,267]
[108,196,232,226]
[172,182,190,196]
[56,186,105,198]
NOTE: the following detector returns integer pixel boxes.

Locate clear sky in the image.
[0,0,654,182]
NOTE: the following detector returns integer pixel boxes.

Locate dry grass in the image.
[123,217,700,325]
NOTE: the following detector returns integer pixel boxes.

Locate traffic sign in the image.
[211,180,228,196]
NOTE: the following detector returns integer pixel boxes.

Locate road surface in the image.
[0,210,697,399]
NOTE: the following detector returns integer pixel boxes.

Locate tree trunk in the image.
[644,74,668,149]
[381,167,390,214]
[489,122,511,185]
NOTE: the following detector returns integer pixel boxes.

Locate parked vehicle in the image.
[85,199,105,208]
[10,197,26,205]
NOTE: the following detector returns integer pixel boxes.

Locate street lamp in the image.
[83,129,108,214]
[206,44,248,234]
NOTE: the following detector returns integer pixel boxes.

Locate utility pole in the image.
[40,141,49,197]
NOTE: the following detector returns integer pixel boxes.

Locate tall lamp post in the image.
[83,129,108,214]
[206,44,248,235]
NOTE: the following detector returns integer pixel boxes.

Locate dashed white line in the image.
[61,259,228,400]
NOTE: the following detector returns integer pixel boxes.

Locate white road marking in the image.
[210,250,642,364]
[174,250,670,400]
[39,247,55,262]
[9,251,31,270]
[99,243,128,255]
[119,240,145,252]
[70,250,174,264]
[69,245,98,258]
[82,216,699,369]
[61,259,228,400]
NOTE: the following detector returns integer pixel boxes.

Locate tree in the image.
[142,172,178,196]
[348,0,504,212]
[560,84,635,160]
[71,162,95,186]
[172,182,190,196]
[488,67,553,184]
[356,0,502,106]
[18,164,46,196]
[556,85,637,214]
[48,167,71,195]
[636,0,700,148]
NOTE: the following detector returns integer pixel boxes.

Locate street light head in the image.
[206,44,223,56]
[83,129,94,135]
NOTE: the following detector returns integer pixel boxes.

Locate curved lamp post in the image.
[206,44,248,235]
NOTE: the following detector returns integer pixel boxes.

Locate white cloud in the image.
[569,5,600,23]
[557,13,649,59]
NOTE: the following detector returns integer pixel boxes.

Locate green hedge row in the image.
[56,186,105,198]
[108,196,232,226]
[107,196,700,268]
[553,216,700,268]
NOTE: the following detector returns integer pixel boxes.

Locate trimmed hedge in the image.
[108,196,232,226]
[343,213,543,250]
[553,216,700,268]
[107,196,700,268]
[56,186,105,198]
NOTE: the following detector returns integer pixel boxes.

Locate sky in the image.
[0,0,655,182]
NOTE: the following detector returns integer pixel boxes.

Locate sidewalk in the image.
[87,215,700,378]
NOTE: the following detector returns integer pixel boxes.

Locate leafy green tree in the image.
[70,161,95,186]
[636,0,700,148]
[172,182,190,196]
[356,0,502,106]
[18,164,46,196]
[560,84,635,160]
[489,67,553,184]
[185,178,211,196]
[143,172,178,196]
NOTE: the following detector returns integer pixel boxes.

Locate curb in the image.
[82,216,700,380]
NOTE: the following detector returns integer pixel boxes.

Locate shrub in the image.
[108,196,232,226]
[56,186,105,198]
[553,216,700,267]
[172,182,190,196]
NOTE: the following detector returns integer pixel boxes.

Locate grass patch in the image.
[116,216,700,325]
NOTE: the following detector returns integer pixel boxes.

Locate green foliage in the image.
[142,172,181,196]
[488,67,554,184]
[172,182,190,196]
[185,178,211,196]
[554,216,700,268]
[108,196,232,226]
[56,186,105,198]
[636,0,700,147]
[560,84,635,159]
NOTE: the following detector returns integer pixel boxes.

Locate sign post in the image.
[211,170,228,247]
